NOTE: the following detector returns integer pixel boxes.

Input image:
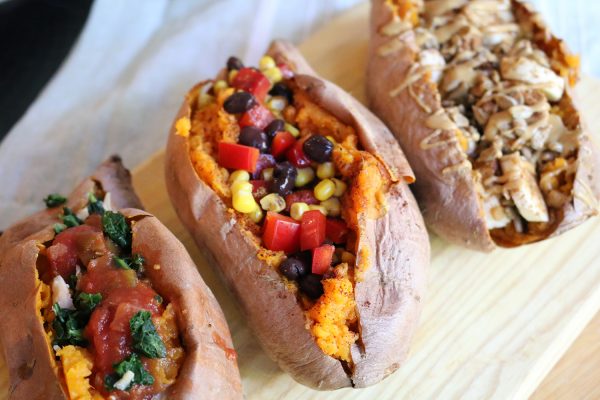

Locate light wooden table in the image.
[533,314,600,399]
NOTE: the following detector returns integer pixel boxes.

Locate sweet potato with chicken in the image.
[367,0,600,251]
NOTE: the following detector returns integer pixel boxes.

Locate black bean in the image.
[239,126,269,153]
[269,82,294,103]
[298,274,324,299]
[279,257,308,281]
[252,154,276,179]
[269,162,297,196]
[264,119,285,139]
[303,135,333,163]
[227,56,244,71]
[223,92,257,114]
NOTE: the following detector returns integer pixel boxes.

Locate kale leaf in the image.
[130,311,166,359]
[75,292,102,316]
[44,193,67,208]
[104,353,154,392]
[102,211,132,250]
[87,192,105,215]
[52,304,87,347]
[113,254,145,271]
[61,207,82,228]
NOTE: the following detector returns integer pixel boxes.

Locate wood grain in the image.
[1,3,599,400]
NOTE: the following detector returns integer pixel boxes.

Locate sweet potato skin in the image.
[0,159,242,399]
[165,40,429,389]
[366,0,600,251]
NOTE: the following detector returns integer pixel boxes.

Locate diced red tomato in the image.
[300,210,326,251]
[312,244,335,275]
[86,284,161,375]
[239,103,274,130]
[271,131,296,158]
[250,180,269,199]
[86,305,127,374]
[102,283,162,314]
[325,218,349,244]
[277,63,294,79]
[262,212,300,253]
[78,254,138,297]
[286,138,311,168]
[252,153,276,179]
[284,190,318,212]
[231,68,271,102]
[46,243,78,279]
[47,224,104,278]
[218,141,259,172]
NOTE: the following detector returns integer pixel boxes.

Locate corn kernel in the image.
[320,197,341,217]
[284,122,300,137]
[308,205,328,216]
[264,67,283,83]
[316,162,335,179]
[233,192,258,213]
[228,69,238,83]
[261,167,274,181]
[247,206,264,223]
[331,178,347,197]
[231,180,252,194]
[229,170,250,184]
[198,93,214,108]
[260,193,286,212]
[290,202,310,221]
[259,55,276,70]
[314,179,335,201]
[326,135,337,144]
[295,167,315,187]
[267,96,287,112]
[213,80,228,93]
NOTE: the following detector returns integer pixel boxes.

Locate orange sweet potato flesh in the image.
[367,0,600,251]
[0,157,242,399]
[165,40,429,389]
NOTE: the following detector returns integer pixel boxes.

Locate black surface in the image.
[0,0,93,141]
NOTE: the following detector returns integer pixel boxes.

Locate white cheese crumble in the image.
[113,370,135,391]
[51,275,75,310]
[103,192,114,211]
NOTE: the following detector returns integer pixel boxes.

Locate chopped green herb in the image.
[104,353,154,391]
[54,223,67,234]
[61,207,82,228]
[130,311,166,359]
[52,304,87,347]
[75,292,102,316]
[113,254,144,270]
[102,211,131,250]
[87,192,105,215]
[113,256,130,270]
[44,193,67,208]
[130,254,145,270]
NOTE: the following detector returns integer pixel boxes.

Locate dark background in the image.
[0,0,93,141]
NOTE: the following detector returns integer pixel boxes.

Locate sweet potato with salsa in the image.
[367,0,600,251]
[165,40,429,389]
[0,156,242,399]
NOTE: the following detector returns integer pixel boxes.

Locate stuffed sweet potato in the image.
[0,157,242,399]
[165,40,429,389]
[367,0,600,251]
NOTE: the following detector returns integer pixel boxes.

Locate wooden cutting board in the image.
[1,3,599,400]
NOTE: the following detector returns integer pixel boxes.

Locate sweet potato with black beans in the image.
[165,40,429,389]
